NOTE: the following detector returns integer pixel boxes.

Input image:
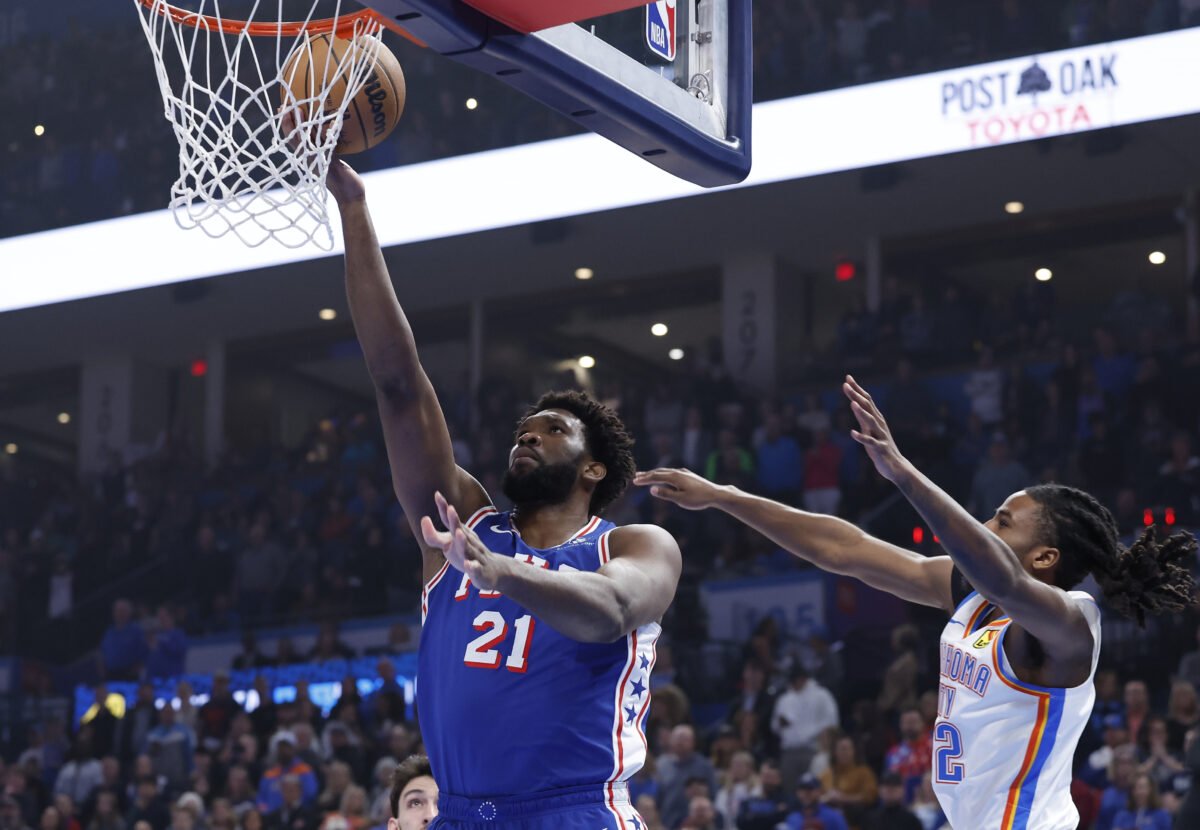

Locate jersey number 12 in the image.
[463,611,536,673]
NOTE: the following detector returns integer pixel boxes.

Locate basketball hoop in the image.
[132,0,405,249]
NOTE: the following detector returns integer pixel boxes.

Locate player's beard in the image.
[502,457,580,508]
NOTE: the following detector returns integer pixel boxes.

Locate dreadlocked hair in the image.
[1025,483,1198,627]
[519,389,635,516]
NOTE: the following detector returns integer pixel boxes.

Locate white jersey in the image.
[933,590,1100,830]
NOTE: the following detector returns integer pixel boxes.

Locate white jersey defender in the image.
[934,590,1101,830]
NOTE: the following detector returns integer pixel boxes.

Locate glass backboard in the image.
[361,0,752,186]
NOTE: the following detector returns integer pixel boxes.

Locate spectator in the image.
[1137,716,1184,791]
[365,758,396,826]
[38,807,64,830]
[332,786,368,830]
[875,625,920,720]
[1097,746,1139,830]
[771,666,839,793]
[143,705,194,795]
[232,632,273,671]
[802,429,843,517]
[262,777,317,830]
[1166,681,1199,754]
[783,774,847,830]
[1178,627,1200,691]
[1,797,33,830]
[861,772,920,830]
[963,347,1004,428]
[50,800,79,830]
[315,764,351,815]
[386,755,437,830]
[54,735,103,809]
[679,795,720,830]
[257,734,317,815]
[82,691,121,761]
[714,752,760,830]
[705,430,755,489]
[1154,431,1200,524]
[86,791,124,830]
[796,395,832,445]
[89,762,125,817]
[907,773,944,830]
[734,760,789,830]
[756,415,803,503]
[1111,773,1171,830]
[882,708,931,804]
[235,524,285,622]
[1083,715,1131,789]
[118,685,159,768]
[1174,726,1200,828]
[725,662,777,754]
[145,607,188,680]
[199,673,241,750]
[967,435,1031,521]
[818,735,877,829]
[224,768,256,817]
[99,601,146,682]
[308,624,356,663]
[124,779,167,830]
[637,795,666,830]
[1125,680,1151,746]
[656,726,719,830]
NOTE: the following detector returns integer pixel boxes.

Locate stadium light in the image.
[465,98,479,111]
[668,348,685,360]
[1004,201,1024,214]
[1035,268,1052,281]
[651,323,669,336]
[1149,251,1166,265]
[578,355,595,368]
[57,412,71,424]
[318,308,337,320]
[574,267,594,280]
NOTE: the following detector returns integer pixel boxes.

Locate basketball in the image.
[280,33,406,155]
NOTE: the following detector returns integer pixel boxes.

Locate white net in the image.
[133,0,385,249]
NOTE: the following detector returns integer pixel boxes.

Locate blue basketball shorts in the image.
[430,783,645,830]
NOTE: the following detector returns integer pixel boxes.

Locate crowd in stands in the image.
[4,1,1200,238]
[2,612,1199,830]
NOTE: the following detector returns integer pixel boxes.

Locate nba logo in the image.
[645,0,676,62]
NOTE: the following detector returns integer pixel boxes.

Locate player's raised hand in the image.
[843,374,909,483]
[420,491,502,590]
[278,107,365,205]
[325,158,366,205]
[633,468,724,510]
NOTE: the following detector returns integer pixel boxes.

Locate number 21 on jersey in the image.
[463,611,536,673]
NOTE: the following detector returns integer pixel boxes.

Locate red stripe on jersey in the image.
[465,506,498,529]
[613,630,639,780]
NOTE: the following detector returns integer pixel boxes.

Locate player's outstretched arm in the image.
[843,375,1093,659]
[634,467,954,611]
[330,163,488,537]
[421,493,681,643]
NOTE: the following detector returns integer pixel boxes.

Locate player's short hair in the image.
[519,390,636,515]
[388,755,433,820]
[1025,484,1197,626]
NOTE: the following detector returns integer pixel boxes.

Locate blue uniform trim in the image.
[1010,688,1065,830]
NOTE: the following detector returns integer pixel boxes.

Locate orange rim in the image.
[135,0,425,44]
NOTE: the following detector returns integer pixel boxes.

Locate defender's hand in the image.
[420,491,503,591]
[633,468,724,511]
[844,374,908,483]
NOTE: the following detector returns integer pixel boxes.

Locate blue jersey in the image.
[418,507,660,802]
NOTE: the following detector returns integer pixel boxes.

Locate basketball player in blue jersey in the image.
[636,375,1196,830]
[325,159,682,830]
